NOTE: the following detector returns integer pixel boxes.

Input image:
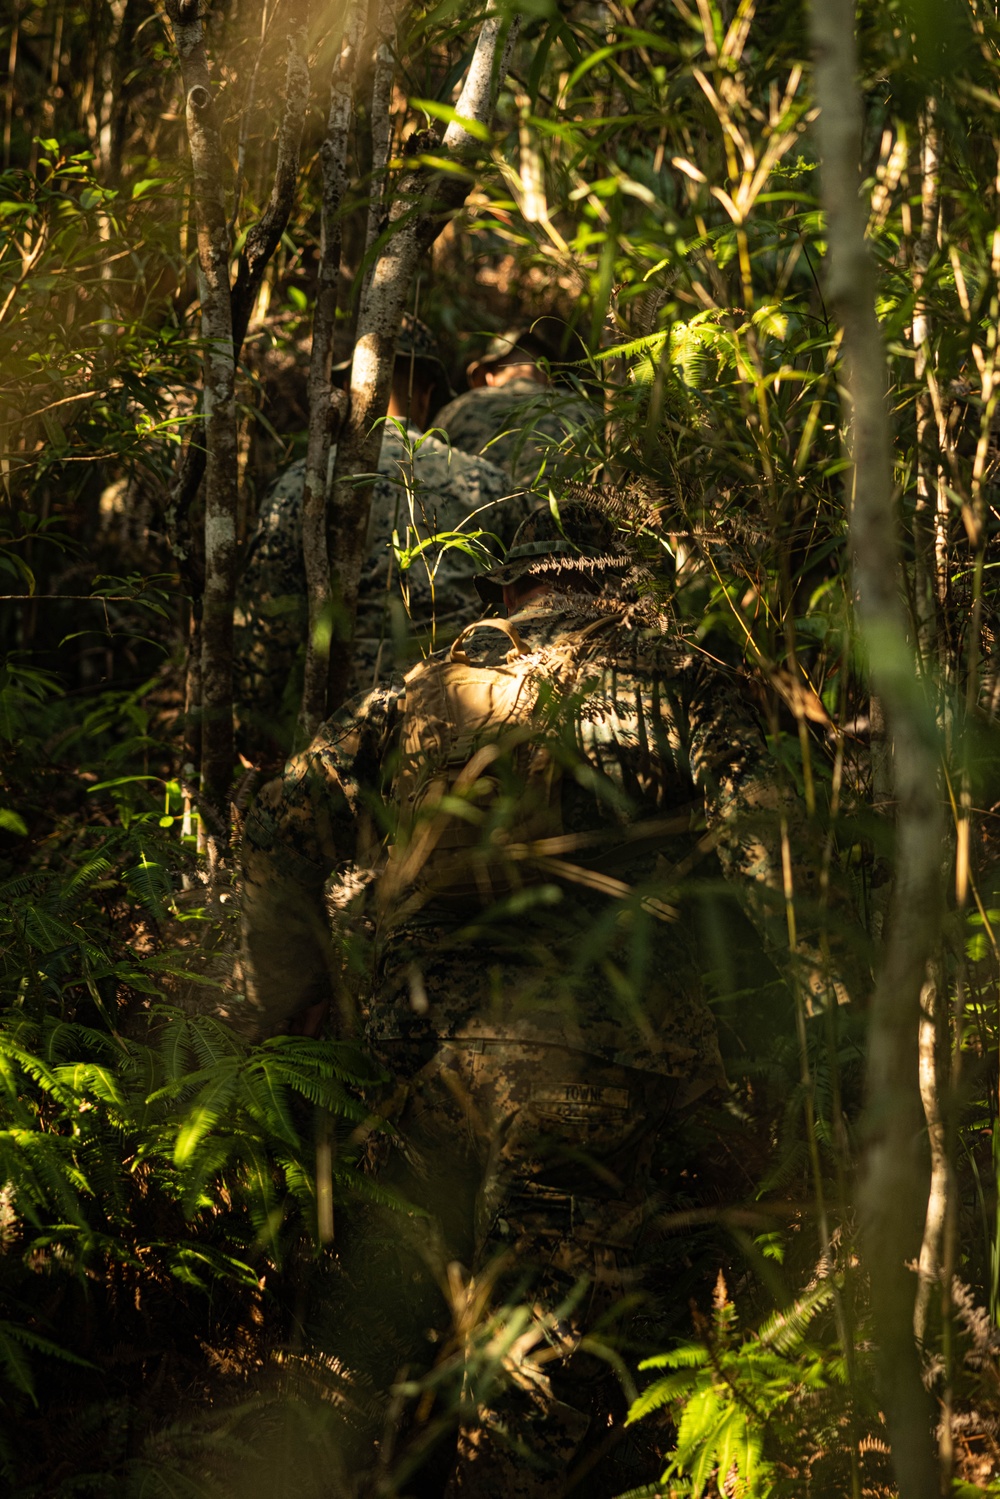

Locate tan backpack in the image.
[378,616,611,921]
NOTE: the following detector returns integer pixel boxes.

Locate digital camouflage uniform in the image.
[241,504,859,1493]
[434,380,600,486]
[233,422,518,735]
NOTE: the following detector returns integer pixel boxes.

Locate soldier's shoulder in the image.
[547,611,708,686]
[433,387,512,447]
[434,389,483,430]
[410,427,510,496]
[310,675,407,752]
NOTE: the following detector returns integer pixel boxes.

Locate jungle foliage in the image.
[5,0,1000,1493]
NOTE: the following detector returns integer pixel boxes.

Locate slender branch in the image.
[230,2,310,351]
[807,4,942,1496]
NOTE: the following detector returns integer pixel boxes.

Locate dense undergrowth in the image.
[0,652,392,1491]
[8,0,1000,1493]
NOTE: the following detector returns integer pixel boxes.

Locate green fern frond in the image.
[171,1072,240,1168]
[63,853,115,896]
[150,1241,257,1293]
[755,1280,834,1357]
[640,1344,711,1372]
[0,1320,95,1403]
[626,1371,694,1425]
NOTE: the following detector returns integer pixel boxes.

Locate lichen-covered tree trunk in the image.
[322,14,520,713]
[911,106,943,670]
[299,0,366,739]
[229,8,310,353]
[165,1,309,852]
[807,4,942,1495]
[165,0,238,863]
[359,0,400,304]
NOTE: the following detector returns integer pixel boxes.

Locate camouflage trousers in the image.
[335,1029,678,1498]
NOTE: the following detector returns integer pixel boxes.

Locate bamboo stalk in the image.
[807,4,942,1494]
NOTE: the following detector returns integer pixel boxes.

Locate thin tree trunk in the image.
[165,0,239,867]
[164,0,311,842]
[360,0,399,302]
[299,0,366,738]
[325,14,520,712]
[166,7,310,628]
[910,110,954,1368]
[912,107,942,668]
[229,5,310,352]
[182,600,203,850]
[868,689,893,939]
[914,966,950,1344]
[807,6,942,1497]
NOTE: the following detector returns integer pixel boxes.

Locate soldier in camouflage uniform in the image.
[435,327,601,486]
[234,316,520,745]
[240,500,862,1494]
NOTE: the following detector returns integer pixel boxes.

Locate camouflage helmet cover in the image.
[474,499,634,603]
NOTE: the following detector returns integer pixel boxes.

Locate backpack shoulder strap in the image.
[448,616,528,665]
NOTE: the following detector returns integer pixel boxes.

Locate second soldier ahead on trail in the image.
[240,493,867,1497]
[233,314,530,752]
[435,319,601,487]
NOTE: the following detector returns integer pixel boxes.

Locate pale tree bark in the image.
[167,10,311,546]
[913,965,950,1345]
[807,6,942,1498]
[910,106,954,1357]
[361,0,401,298]
[165,0,239,868]
[164,2,310,856]
[911,105,944,669]
[322,14,521,713]
[230,5,310,352]
[299,0,366,738]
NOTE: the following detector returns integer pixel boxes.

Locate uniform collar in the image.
[507,600,570,624]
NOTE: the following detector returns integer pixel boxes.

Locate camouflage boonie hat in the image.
[475,500,633,602]
[332,313,445,374]
[480,328,548,362]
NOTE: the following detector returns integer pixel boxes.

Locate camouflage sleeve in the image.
[240,677,404,1033]
[234,459,308,728]
[683,659,868,1010]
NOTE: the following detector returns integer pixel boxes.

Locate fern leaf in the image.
[755,1280,834,1357]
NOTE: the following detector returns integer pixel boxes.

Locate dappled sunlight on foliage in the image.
[5,0,1000,1492]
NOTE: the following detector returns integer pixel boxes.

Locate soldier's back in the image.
[434,381,601,484]
[234,422,519,735]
